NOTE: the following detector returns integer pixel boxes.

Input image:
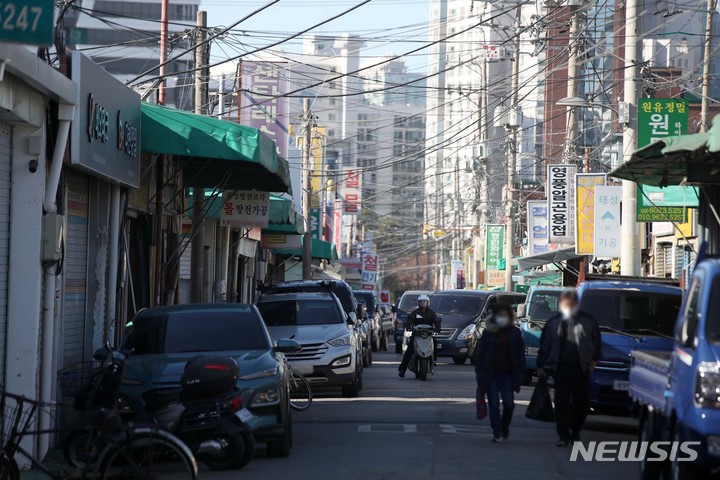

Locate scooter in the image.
[407,324,436,381]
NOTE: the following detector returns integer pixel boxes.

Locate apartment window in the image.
[330,98,336,106]
[328,129,335,138]
[328,113,336,121]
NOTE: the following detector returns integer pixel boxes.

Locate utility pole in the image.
[620,0,641,276]
[701,0,714,132]
[191,10,208,302]
[159,0,169,105]
[563,6,581,163]
[302,98,313,279]
[504,5,522,292]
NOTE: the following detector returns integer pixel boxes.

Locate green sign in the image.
[637,98,692,222]
[0,0,54,46]
[310,208,322,240]
[485,224,505,270]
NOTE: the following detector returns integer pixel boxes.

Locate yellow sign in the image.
[310,127,325,208]
[575,174,606,255]
[677,209,694,238]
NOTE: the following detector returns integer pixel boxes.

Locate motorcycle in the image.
[65,355,255,471]
[407,324,436,381]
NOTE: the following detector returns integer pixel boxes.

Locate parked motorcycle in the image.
[407,324,436,381]
[65,355,255,471]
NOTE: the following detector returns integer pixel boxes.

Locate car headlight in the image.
[331,355,351,368]
[240,368,277,381]
[695,362,720,408]
[251,387,280,407]
[458,324,475,341]
[328,334,352,347]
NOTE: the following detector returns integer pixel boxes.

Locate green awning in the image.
[141,103,291,193]
[273,238,338,261]
[610,114,720,186]
[263,212,305,235]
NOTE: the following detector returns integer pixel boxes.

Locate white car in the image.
[256,292,363,398]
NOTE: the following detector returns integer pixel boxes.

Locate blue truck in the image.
[629,258,720,479]
[577,277,683,415]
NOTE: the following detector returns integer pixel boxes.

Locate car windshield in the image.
[125,310,269,355]
[430,295,487,317]
[708,276,720,342]
[354,293,375,314]
[398,294,421,312]
[528,291,561,321]
[580,289,682,337]
[257,299,344,326]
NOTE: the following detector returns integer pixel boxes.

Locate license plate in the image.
[460,348,467,353]
[613,380,630,391]
[436,343,443,349]
[236,408,254,423]
[526,347,539,356]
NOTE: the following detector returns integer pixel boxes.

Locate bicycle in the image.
[0,345,198,480]
[288,368,312,412]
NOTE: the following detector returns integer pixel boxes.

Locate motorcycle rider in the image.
[399,294,440,377]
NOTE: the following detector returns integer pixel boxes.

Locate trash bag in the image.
[476,387,488,420]
[525,378,555,422]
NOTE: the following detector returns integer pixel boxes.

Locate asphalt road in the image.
[205,351,640,480]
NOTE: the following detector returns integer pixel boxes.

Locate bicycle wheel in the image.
[0,453,19,480]
[98,427,197,480]
[289,374,312,412]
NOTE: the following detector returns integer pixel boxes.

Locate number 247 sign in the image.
[0,1,54,46]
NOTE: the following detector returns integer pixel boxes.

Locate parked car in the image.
[354,290,391,352]
[394,290,433,353]
[429,290,526,364]
[517,286,563,384]
[256,291,363,398]
[119,304,299,458]
[578,277,682,415]
[630,258,720,479]
[259,280,372,368]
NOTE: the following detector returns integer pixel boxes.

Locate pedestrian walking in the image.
[536,288,601,446]
[475,303,525,443]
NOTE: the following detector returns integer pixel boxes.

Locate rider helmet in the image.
[418,294,430,309]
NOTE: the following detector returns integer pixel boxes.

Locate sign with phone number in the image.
[0,0,54,46]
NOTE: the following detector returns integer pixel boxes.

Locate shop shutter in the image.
[0,122,11,384]
[63,174,89,365]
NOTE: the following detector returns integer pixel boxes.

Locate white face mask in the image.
[560,305,578,320]
[495,315,510,328]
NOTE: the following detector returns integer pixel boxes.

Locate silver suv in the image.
[256,292,363,398]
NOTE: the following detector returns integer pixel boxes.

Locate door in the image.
[0,122,11,384]
[62,173,90,366]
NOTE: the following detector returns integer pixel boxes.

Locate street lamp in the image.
[556,96,619,114]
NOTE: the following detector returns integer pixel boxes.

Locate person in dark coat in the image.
[475,303,525,443]
[537,288,601,446]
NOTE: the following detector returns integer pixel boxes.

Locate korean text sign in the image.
[221,191,270,228]
[594,186,623,257]
[575,174,606,255]
[547,164,576,244]
[526,200,550,255]
[342,168,362,215]
[361,253,379,290]
[485,224,505,270]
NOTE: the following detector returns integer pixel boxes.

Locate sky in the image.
[202,0,431,71]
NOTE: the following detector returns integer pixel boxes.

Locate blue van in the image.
[517,286,563,384]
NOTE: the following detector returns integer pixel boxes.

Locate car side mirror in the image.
[391,304,398,314]
[516,304,526,319]
[348,311,358,325]
[677,314,699,349]
[274,338,302,354]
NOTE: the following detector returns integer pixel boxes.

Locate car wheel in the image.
[670,425,705,480]
[367,346,373,367]
[342,371,361,398]
[639,409,662,480]
[371,330,379,352]
[452,356,467,365]
[395,341,402,354]
[380,332,388,351]
[266,416,291,458]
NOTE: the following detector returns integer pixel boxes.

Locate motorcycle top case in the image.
[180,355,239,397]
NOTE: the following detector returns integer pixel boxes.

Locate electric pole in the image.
[701,0,714,132]
[563,6,581,163]
[620,0,641,276]
[504,5,522,292]
[302,98,313,279]
[159,0,168,105]
[191,10,208,302]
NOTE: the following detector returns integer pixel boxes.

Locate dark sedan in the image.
[119,304,299,458]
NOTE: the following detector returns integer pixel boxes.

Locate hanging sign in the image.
[547,164,577,244]
[575,174,606,255]
[221,191,270,228]
[594,186,623,257]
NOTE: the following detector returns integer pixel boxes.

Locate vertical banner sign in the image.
[547,164,577,244]
[333,199,343,253]
[575,174,606,255]
[526,200,550,255]
[594,186,623,257]
[221,191,270,228]
[342,168,362,215]
[379,290,391,305]
[361,253,379,291]
[450,260,466,289]
[485,224,505,270]
[309,127,326,209]
[310,208,322,240]
[239,61,289,159]
[636,98,691,222]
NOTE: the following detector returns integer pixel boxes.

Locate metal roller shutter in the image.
[0,122,11,384]
[63,174,89,366]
